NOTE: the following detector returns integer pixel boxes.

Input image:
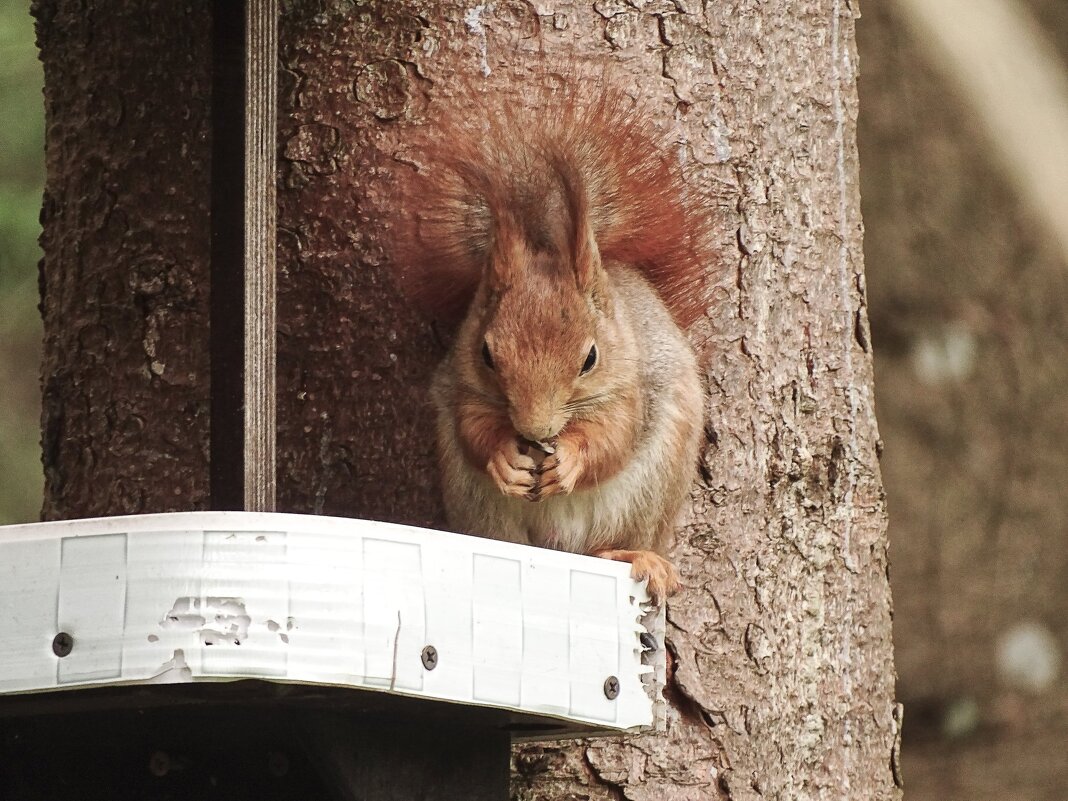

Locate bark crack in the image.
[581,747,628,801]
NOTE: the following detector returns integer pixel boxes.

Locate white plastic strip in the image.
[0,512,656,732]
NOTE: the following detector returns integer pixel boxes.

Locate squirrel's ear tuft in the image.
[550,153,603,293]
[572,218,603,293]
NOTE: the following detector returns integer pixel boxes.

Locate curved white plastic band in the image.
[0,512,656,736]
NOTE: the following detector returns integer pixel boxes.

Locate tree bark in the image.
[36,1,898,798]
[35,0,214,519]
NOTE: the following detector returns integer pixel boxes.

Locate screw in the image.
[421,645,438,670]
[603,676,620,700]
[52,632,73,658]
[148,750,170,777]
[639,632,658,652]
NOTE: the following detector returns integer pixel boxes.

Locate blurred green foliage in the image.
[0,0,44,523]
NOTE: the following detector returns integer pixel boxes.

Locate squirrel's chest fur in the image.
[432,266,702,556]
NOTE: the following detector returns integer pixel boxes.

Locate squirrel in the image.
[389,80,710,602]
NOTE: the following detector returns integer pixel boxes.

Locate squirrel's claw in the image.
[533,441,583,500]
[487,439,538,499]
[592,549,681,605]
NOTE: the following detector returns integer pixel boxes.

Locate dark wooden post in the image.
[1,695,511,800]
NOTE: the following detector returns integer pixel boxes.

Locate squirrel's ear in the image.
[551,153,604,293]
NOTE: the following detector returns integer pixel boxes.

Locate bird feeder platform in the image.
[0,512,664,798]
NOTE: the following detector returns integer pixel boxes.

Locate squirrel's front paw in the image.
[532,440,584,501]
[487,439,538,499]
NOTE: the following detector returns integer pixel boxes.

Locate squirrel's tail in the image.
[389,77,715,331]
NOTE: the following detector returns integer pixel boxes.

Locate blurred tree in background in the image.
[860,2,1068,798]
[0,0,44,524]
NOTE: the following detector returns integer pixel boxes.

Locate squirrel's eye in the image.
[581,344,598,375]
[482,341,495,370]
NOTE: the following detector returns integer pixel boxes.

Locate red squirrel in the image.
[390,81,710,602]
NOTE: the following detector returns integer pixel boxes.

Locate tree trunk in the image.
[35,0,214,519]
[36,1,899,798]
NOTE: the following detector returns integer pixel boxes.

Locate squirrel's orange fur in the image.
[391,82,712,332]
[388,79,711,603]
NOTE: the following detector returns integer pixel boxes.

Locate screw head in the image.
[421,645,438,670]
[603,675,620,700]
[148,750,170,777]
[52,632,74,658]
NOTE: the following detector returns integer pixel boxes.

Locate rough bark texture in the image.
[36,0,898,798]
[858,3,1068,799]
[275,2,444,523]
[277,3,897,797]
[34,0,213,520]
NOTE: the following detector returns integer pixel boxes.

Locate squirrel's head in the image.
[453,175,639,444]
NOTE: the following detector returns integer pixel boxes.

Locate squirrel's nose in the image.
[509,409,560,444]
